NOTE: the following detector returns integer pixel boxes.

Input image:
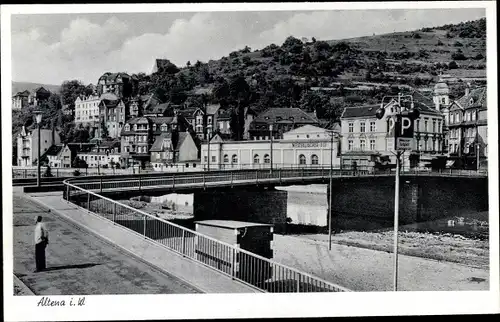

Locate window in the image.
[370,139,376,151]
[299,154,306,165]
[253,154,260,164]
[348,122,354,133]
[370,121,376,132]
[232,154,238,164]
[441,97,446,104]
[432,120,436,133]
[449,144,453,153]
[360,122,366,132]
[472,111,476,121]
[348,140,353,151]
[264,154,270,164]
[204,156,208,162]
[152,124,157,131]
[223,154,229,163]
[311,154,319,165]
[211,156,216,162]
[416,120,420,132]
[424,119,428,132]
[360,139,366,151]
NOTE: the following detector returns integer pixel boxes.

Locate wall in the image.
[193,188,288,233]
[178,134,199,162]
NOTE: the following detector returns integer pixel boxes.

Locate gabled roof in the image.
[206,104,220,115]
[253,108,319,124]
[144,102,171,115]
[100,92,119,101]
[44,145,64,156]
[14,90,30,98]
[454,87,487,110]
[150,132,172,152]
[176,132,191,150]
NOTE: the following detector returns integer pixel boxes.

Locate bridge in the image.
[34,166,487,293]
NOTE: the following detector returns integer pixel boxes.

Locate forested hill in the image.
[137,17,485,122]
[12,82,60,95]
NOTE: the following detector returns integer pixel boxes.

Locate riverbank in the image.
[291,229,489,269]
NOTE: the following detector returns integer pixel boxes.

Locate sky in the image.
[10,8,486,85]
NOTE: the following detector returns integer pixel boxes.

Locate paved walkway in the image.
[272,234,489,291]
[16,192,259,294]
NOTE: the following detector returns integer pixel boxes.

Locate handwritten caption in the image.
[37,296,86,307]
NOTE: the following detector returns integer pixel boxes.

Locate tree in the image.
[100,119,109,139]
[448,61,459,69]
[186,61,191,68]
[60,80,89,111]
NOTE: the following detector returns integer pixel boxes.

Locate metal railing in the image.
[66,166,488,193]
[63,180,349,293]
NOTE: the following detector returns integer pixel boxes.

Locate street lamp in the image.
[269,124,274,172]
[376,94,420,291]
[207,124,212,171]
[34,110,43,188]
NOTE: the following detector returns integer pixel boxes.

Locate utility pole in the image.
[269,124,274,173]
[327,130,335,250]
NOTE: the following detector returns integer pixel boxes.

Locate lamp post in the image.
[34,110,43,188]
[326,130,336,250]
[376,94,419,291]
[207,124,212,171]
[269,124,274,172]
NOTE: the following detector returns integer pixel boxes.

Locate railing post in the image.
[279,169,282,185]
[139,176,142,192]
[66,185,70,202]
[182,230,186,257]
[173,173,176,189]
[203,172,206,190]
[113,203,116,224]
[57,168,59,177]
[24,169,27,178]
[230,171,233,186]
[100,177,103,193]
[256,170,259,184]
[231,247,236,280]
[297,273,301,292]
[143,215,147,237]
[87,193,91,211]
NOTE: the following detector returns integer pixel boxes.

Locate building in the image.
[446,86,487,168]
[76,150,121,168]
[200,124,341,170]
[340,90,445,168]
[16,126,60,167]
[150,132,198,167]
[248,108,320,140]
[120,115,190,167]
[98,93,128,139]
[75,95,101,126]
[97,72,138,98]
[42,144,78,168]
[29,87,51,106]
[12,90,31,110]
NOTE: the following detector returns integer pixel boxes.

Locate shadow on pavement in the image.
[44,263,101,272]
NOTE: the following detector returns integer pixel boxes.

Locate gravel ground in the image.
[292,230,489,269]
[12,194,199,295]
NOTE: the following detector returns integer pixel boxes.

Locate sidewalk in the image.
[22,192,260,294]
[272,234,489,291]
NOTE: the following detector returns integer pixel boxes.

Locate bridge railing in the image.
[63,180,350,293]
[65,165,487,193]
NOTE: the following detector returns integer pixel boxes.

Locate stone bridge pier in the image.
[193,187,288,233]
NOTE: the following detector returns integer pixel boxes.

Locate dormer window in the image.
[153,124,157,131]
[133,124,137,131]
[124,124,130,131]
[470,98,474,105]
[161,124,168,132]
[276,116,282,121]
[289,116,294,121]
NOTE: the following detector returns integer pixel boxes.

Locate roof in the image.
[149,132,171,152]
[253,108,319,124]
[99,72,130,83]
[283,124,331,135]
[341,104,380,118]
[455,87,486,110]
[44,145,63,156]
[98,139,120,149]
[151,116,176,125]
[206,104,220,115]
[176,132,190,149]
[177,108,197,118]
[100,92,119,101]
[144,102,170,115]
[13,90,30,98]
[194,220,273,229]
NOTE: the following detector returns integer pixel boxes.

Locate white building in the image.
[75,95,101,126]
[16,126,60,167]
[200,125,341,170]
[76,151,121,168]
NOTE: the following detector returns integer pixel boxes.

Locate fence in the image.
[63,179,350,293]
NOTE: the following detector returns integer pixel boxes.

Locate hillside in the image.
[12,81,61,95]
[131,18,484,134]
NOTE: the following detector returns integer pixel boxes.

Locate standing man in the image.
[34,216,49,272]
